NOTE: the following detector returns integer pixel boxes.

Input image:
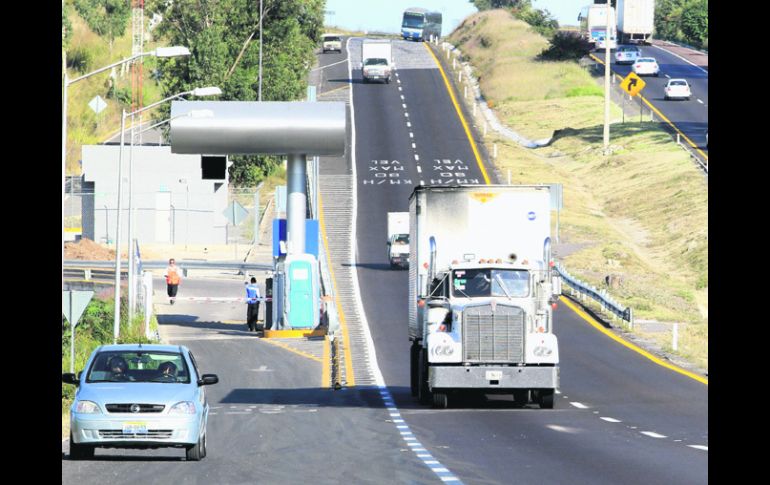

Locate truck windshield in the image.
[364,58,388,66]
[394,234,409,244]
[452,269,529,298]
[402,14,425,28]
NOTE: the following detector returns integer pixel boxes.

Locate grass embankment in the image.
[62,292,159,439]
[446,10,708,370]
[65,7,163,176]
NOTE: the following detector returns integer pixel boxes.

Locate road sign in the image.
[88,95,108,114]
[620,72,646,97]
[63,290,94,326]
[224,200,249,226]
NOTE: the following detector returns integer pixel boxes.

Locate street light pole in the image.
[602,1,611,153]
[113,109,127,344]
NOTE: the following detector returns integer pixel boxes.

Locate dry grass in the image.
[445,10,708,370]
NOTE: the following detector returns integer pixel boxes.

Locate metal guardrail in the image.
[64,260,272,272]
[555,263,633,326]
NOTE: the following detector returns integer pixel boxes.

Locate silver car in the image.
[615,45,641,64]
[63,344,218,461]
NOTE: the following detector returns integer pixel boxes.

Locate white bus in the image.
[401,8,442,42]
[578,4,616,44]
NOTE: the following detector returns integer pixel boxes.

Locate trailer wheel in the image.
[538,390,555,409]
[410,342,420,396]
[433,391,448,409]
[418,349,432,404]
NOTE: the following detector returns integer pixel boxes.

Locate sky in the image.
[323,1,588,35]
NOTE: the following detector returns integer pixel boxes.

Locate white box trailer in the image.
[387,212,410,269]
[408,185,561,408]
[361,39,392,84]
[617,0,655,44]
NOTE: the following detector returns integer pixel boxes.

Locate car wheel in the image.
[200,432,207,458]
[432,391,449,409]
[186,433,205,461]
[69,432,94,460]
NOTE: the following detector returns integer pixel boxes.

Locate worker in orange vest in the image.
[164,258,182,305]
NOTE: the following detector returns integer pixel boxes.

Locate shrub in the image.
[538,31,592,61]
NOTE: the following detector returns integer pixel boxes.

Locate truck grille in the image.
[463,304,524,363]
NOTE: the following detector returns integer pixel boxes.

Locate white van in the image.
[322,34,342,53]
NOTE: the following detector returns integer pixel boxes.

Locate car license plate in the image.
[123,422,148,434]
[486,371,503,380]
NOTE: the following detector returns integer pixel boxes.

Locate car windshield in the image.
[323,36,341,42]
[402,13,424,28]
[452,269,529,298]
[669,80,688,86]
[394,234,409,244]
[364,58,388,66]
[86,351,190,383]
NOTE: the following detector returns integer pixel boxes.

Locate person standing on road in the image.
[245,277,261,331]
[164,258,182,305]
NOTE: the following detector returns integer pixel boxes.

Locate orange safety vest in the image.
[166,267,181,285]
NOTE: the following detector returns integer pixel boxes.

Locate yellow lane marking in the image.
[589,54,708,160]
[560,296,708,385]
[424,43,491,185]
[260,338,323,364]
[322,336,331,388]
[318,191,356,386]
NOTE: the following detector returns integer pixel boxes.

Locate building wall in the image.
[81,145,229,245]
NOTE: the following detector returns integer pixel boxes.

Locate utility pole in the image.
[602,0,611,153]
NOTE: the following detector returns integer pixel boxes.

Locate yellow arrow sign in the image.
[620,71,647,96]
[620,72,646,97]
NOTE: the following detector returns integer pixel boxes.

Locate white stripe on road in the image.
[409,132,414,138]
[414,154,419,161]
[417,166,422,173]
[651,44,709,74]
[697,99,703,104]
[688,445,708,451]
[640,431,667,439]
[600,417,621,423]
[412,143,416,148]
[570,402,589,409]
[402,104,407,109]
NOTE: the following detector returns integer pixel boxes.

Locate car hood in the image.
[78,382,196,405]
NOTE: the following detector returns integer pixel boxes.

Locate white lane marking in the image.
[310,58,350,72]
[570,402,589,409]
[409,132,414,138]
[665,74,671,78]
[414,154,420,161]
[546,425,581,434]
[697,99,703,104]
[412,143,416,148]
[417,166,422,173]
[441,478,461,483]
[397,79,401,84]
[555,390,561,394]
[400,95,405,100]
[407,122,411,127]
[398,86,402,91]
[425,461,440,465]
[641,431,667,439]
[651,44,709,74]
[600,417,622,423]
[688,445,708,451]
[432,468,450,473]
[405,112,409,117]
[402,103,407,109]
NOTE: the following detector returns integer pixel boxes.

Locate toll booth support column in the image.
[286,153,307,255]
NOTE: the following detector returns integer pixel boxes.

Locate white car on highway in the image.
[632,57,660,76]
[664,79,692,100]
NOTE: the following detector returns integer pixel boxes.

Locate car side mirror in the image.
[62,373,80,386]
[198,374,219,386]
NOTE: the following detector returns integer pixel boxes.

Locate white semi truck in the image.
[361,39,392,84]
[387,212,410,269]
[617,0,655,44]
[408,185,561,409]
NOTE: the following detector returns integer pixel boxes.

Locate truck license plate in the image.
[123,422,148,434]
[486,371,503,380]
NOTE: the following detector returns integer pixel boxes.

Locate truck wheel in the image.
[418,349,432,405]
[410,343,419,396]
[433,391,448,409]
[538,390,555,409]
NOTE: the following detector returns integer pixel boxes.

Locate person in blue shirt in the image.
[245,277,261,332]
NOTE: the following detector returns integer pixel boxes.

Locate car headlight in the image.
[169,401,197,414]
[74,400,101,414]
[533,346,552,357]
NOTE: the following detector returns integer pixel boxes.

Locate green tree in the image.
[680,0,708,47]
[147,0,325,185]
[62,4,73,49]
[517,7,559,38]
[655,0,686,42]
[73,0,131,50]
[469,0,531,11]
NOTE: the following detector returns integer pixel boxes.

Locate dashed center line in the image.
[688,445,708,451]
[640,431,667,439]
[414,154,420,161]
[569,402,589,409]
[600,417,622,423]
[404,112,409,117]
[417,166,422,173]
[402,103,407,109]
[400,95,405,100]
[406,122,411,127]
[697,99,703,104]
[409,132,414,138]
[412,143,416,148]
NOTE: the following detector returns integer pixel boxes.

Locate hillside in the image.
[447,10,708,370]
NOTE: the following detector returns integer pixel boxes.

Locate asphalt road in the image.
[349,37,708,484]
[601,43,708,151]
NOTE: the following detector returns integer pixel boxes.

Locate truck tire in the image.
[418,349,432,405]
[537,389,555,409]
[433,391,448,409]
[410,342,420,396]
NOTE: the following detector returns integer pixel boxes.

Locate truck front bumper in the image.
[430,365,559,390]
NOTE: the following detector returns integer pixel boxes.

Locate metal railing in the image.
[555,262,633,326]
[64,259,272,272]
